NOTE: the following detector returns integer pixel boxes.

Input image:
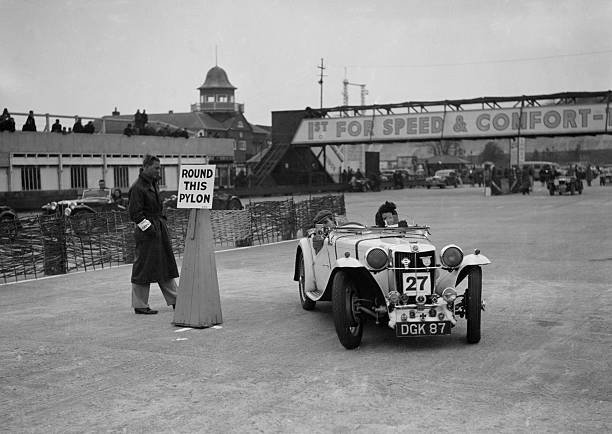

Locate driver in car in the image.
[375,201,407,228]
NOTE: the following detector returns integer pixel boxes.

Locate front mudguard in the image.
[435,253,491,291]
[294,238,316,293]
[320,258,385,303]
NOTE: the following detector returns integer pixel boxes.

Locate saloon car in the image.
[547,174,583,195]
[41,189,126,216]
[425,169,459,188]
[294,222,490,349]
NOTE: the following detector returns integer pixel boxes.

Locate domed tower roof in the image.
[198,65,236,90]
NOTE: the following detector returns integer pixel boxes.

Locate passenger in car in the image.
[375,201,408,228]
[311,209,336,253]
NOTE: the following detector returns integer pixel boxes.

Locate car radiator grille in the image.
[394,251,436,302]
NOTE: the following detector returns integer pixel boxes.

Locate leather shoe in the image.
[134,307,158,315]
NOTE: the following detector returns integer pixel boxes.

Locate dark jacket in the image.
[128,172,178,284]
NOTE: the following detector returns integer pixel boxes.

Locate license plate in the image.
[396,321,451,337]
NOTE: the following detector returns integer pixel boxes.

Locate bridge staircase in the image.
[251,143,291,186]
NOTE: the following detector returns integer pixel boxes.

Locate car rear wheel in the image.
[466,267,482,344]
[298,252,316,311]
[332,272,363,349]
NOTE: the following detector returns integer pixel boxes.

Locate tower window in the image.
[218,95,228,102]
[206,96,215,102]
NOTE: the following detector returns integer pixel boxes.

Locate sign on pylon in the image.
[172,165,223,328]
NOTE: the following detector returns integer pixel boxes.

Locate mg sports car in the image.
[294,222,490,349]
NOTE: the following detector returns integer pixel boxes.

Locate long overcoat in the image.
[128,173,179,284]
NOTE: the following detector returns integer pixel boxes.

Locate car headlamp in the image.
[69,202,77,209]
[64,208,72,216]
[50,201,57,211]
[365,247,388,271]
[440,245,463,268]
[442,287,457,303]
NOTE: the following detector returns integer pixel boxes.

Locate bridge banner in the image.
[292,104,612,144]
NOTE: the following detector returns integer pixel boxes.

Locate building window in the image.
[158,166,166,187]
[237,121,244,128]
[70,166,88,189]
[21,166,41,191]
[113,166,129,189]
[239,132,244,138]
[206,96,215,102]
[218,95,228,102]
[237,140,247,151]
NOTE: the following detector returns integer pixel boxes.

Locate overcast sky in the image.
[1,0,611,126]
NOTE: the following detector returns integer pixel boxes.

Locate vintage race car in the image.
[293,222,490,349]
[42,189,125,216]
[547,175,583,195]
[425,169,459,189]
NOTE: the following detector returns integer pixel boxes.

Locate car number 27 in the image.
[402,272,429,294]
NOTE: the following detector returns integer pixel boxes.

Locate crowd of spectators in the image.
[0,108,96,134]
[2,107,191,139]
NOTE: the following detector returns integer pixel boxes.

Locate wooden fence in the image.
[0,194,345,284]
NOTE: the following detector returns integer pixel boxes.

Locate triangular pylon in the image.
[173,208,223,328]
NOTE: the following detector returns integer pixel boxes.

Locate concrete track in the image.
[1,184,611,433]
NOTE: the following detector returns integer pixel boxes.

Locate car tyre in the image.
[332,272,363,349]
[466,266,482,344]
[298,252,316,311]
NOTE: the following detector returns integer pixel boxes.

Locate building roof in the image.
[198,66,236,90]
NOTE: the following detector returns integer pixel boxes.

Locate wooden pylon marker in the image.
[173,208,223,328]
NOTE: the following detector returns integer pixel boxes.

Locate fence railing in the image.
[0,194,345,284]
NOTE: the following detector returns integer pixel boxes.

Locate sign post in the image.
[172,164,223,328]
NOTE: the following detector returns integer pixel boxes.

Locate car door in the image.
[313,232,332,291]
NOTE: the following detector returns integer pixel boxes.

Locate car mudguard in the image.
[435,253,491,289]
[0,210,17,220]
[72,205,96,215]
[319,258,385,303]
[294,238,317,293]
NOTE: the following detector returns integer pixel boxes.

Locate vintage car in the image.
[294,222,490,349]
[547,174,583,195]
[41,189,126,216]
[425,169,459,189]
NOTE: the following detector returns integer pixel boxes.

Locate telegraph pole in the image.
[317,58,326,110]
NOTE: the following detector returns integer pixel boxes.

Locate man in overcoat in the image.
[128,154,178,314]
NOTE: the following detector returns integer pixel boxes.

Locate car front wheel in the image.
[465,267,482,344]
[332,272,363,349]
[298,252,316,311]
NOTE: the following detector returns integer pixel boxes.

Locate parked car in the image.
[294,221,491,349]
[163,190,243,210]
[547,174,583,195]
[425,169,459,188]
[41,188,126,217]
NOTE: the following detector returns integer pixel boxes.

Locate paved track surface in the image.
[1,184,611,433]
